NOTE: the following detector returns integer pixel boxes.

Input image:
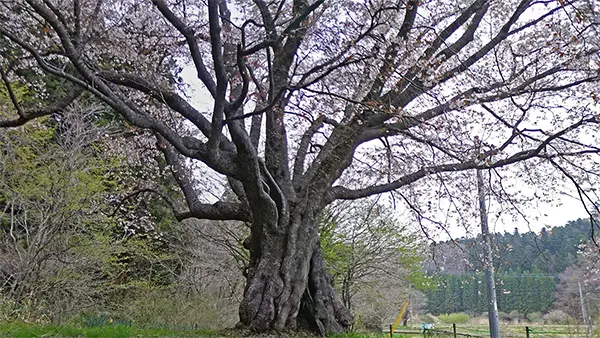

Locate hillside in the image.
[424,218,593,315]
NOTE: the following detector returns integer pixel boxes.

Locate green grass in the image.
[1,322,590,338]
[0,322,220,338]
[331,334,394,338]
[0,322,402,338]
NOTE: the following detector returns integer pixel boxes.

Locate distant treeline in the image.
[424,218,592,315]
[426,273,556,315]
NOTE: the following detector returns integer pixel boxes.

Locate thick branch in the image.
[329,117,599,201]
[379,0,489,105]
[151,0,217,97]
[0,65,24,116]
[0,88,83,128]
[227,45,251,114]
[365,1,419,100]
[206,0,228,152]
[281,0,325,36]
[359,60,597,143]
[398,0,418,40]
[252,0,276,39]
[435,2,489,61]
[435,0,533,86]
[97,70,236,153]
[292,115,325,188]
[12,2,238,177]
[262,0,314,195]
[158,135,250,221]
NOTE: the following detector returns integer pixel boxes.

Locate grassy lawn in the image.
[0,322,401,338]
[0,322,221,338]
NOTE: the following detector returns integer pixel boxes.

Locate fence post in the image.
[453,323,457,338]
[525,326,530,338]
[389,324,393,338]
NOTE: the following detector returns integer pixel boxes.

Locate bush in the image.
[113,288,238,330]
[438,313,470,324]
[469,315,488,325]
[542,310,572,325]
[419,313,438,324]
[498,312,511,322]
[508,310,524,322]
[356,314,383,332]
[527,312,542,323]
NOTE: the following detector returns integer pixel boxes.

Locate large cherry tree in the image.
[1,0,600,334]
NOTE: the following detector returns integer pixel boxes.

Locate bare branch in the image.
[329,117,600,201]
[0,88,83,128]
[0,64,24,117]
[379,0,489,105]
[293,115,325,189]
[398,0,418,40]
[157,135,250,222]
[151,0,217,97]
[206,0,229,152]
[227,45,251,114]
[96,70,235,153]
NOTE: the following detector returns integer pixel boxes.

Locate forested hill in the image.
[426,218,592,275]
[424,218,593,315]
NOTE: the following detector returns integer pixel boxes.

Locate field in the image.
[389,323,593,337]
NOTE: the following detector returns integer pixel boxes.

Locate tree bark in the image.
[238,205,353,335]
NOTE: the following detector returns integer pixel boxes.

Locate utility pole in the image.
[578,280,592,337]
[579,280,588,327]
[477,169,500,338]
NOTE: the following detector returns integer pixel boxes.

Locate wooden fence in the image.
[388,324,538,338]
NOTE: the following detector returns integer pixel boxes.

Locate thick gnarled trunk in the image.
[239,208,353,334]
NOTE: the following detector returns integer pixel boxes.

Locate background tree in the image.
[0,104,245,328]
[0,107,120,319]
[554,243,600,326]
[319,199,427,329]
[1,0,600,334]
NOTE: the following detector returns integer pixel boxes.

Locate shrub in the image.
[498,311,511,322]
[527,312,542,323]
[508,310,524,322]
[469,315,488,325]
[0,297,15,322]
[356,314,383,332]
[542,310,571,324]
[438,313,470,324]
[113,288,238,330]
[419,313,438,324]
